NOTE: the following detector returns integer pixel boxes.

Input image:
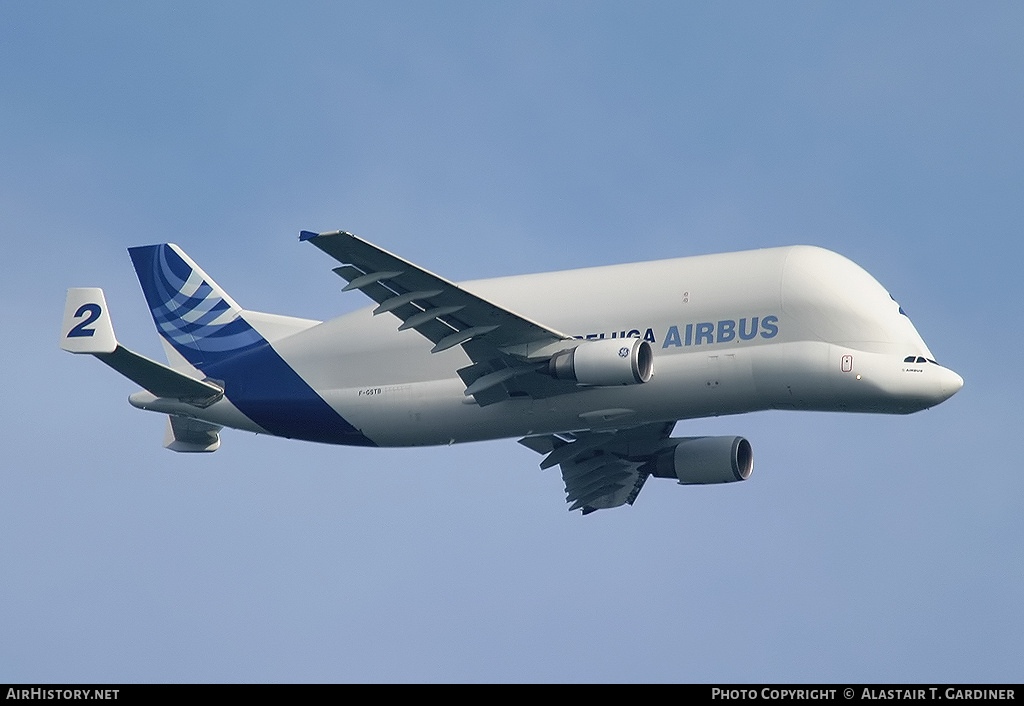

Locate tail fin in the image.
[61,288,117,354]
[128,244,267,372]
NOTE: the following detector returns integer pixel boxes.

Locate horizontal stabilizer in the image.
[61,287,223,406]
[95,346,223,406]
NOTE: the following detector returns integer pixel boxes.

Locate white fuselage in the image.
[132,245,962,447]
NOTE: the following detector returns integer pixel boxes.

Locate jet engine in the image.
[650,436,753,484]
[548,337,654,386]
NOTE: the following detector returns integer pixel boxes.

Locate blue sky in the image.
[1,2,1021,682]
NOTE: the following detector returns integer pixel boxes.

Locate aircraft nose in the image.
[939,367,964,401]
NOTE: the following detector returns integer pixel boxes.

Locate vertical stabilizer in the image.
[61,288,118,354]
[127,243,374,446]
[128,244,267,373]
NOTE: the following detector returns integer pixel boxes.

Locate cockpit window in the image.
[904,355,940,364]
[904,356,916,363]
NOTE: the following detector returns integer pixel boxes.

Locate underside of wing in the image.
[301,230,580,404]
[520,422,677,514]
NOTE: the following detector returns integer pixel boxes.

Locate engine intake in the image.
[651,436,753,484]
[548,337,654,386]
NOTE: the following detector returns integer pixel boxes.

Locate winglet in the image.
[300,229,350,241]
[61,288,118,354]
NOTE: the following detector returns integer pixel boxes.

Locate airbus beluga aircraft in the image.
[61,230,963,514]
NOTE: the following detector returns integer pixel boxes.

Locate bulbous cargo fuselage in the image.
[210,245,961,446]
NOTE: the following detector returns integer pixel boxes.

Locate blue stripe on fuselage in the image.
[129,244,374,447]
[203,341,376,447]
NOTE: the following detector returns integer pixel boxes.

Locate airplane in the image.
[61,230,964,514]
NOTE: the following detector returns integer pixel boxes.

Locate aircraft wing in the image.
[301,230,580,404]
[519,421,676,513]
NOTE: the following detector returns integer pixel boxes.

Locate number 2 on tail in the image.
[67,303,102,338]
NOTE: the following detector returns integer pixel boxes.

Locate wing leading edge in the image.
[301,229,581,405]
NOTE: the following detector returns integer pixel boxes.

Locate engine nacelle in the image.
[651,436,753,484]
[548,337,654,386]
